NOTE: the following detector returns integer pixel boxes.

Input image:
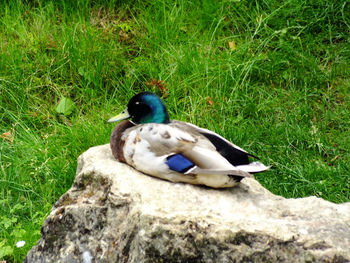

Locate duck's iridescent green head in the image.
[108,92,170,124]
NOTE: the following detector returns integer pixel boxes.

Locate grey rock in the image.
[25,144,350,263]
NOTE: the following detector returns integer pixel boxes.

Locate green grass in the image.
[0,0,349,261]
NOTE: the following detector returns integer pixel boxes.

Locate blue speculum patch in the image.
[166,154,195,173]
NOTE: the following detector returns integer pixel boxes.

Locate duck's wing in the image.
[135,123,256,178]
[171,121,253,164]
[170,121,269,173]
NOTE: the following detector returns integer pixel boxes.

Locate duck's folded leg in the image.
[186,167,252,178]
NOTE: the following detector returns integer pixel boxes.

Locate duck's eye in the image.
[135,101,140,105]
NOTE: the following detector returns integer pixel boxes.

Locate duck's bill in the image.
[108,109,131,123]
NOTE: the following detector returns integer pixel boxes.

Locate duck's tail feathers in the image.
[186,161,269,177]
[235,161,270,174]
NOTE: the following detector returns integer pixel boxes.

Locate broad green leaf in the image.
[78,67,91,82]
[10,203,24,214]
[1,216,15,229]
[0,245,13,258]
[55,97,75,116]
[12,228,26,239]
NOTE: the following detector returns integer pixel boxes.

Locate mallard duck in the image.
[108,92,269,188]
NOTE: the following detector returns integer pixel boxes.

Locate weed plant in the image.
[0,0,349,261]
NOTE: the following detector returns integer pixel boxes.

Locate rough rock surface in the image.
[25,144,350,263]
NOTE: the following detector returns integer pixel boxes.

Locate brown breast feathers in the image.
[110,120,135,163]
